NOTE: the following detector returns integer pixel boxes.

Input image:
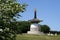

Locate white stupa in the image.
[27,9,43,34]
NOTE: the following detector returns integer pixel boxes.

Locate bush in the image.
[40,25,50,33]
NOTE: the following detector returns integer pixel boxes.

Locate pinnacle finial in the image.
[34,8,37,19]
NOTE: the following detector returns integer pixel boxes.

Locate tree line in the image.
[11,21,50,34]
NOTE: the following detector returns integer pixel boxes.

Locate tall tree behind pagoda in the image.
[0,0,26,40]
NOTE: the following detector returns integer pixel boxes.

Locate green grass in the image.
[16,34,60,40]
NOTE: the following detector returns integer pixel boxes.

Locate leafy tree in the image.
[14,21,31,34]
[40,25,50,33]
[0,0,26,40]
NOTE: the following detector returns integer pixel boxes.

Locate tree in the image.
[14,21,31,34]
[40,25,50,33]
[0,0,26,40]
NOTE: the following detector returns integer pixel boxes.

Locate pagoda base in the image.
[27,31,44,35]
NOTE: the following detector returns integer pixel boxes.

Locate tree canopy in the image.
[0,0,26,40]
[0,0,26,19]
[40,25,50,33]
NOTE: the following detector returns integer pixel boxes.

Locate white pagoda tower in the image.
[27,9,43,34]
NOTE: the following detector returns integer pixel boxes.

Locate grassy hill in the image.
[16,34,60,40]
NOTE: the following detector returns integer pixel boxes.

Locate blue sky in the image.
[17,0,60,31]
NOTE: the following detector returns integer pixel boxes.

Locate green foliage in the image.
[0,0,26,40]
[14,21,31,34]
[40,25,50,33]
[0,28,16,40]
[0,0,26,18]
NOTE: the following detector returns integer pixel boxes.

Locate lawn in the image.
[16,34,60,40]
